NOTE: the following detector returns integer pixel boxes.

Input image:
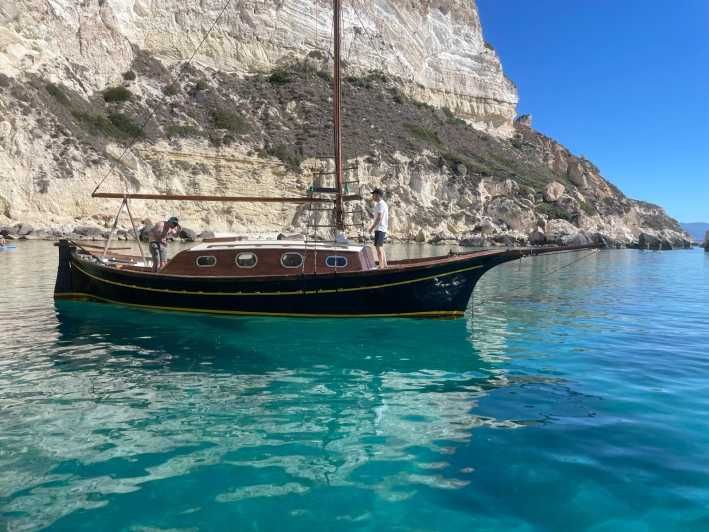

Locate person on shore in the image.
[148,216,180,272]
[0,235,6,247]
[368,188,388,268]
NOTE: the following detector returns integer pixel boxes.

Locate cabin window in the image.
[326,255,348,268]
[196,256,217,267]
[236,252,257,268]
[281,252,304,268]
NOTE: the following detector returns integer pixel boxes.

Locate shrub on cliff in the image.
[264,144,303,172]
[537,203,574,222]
[166,124,203,138]
[404,123,441,146]
[45,83,70,106]
[108,112,143,137]
[102,86,132,103]
[211,109,250,134]
[268,69,291,85]
[72,111,143,138]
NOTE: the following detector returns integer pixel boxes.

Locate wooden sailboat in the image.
[54,0,594,318]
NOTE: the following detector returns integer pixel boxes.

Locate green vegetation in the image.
[102,86,132,103]
[264,144,303,171]
[439,151,491,176]
[164,83,180,96]
[72,110,143,138]
[579,200,597,216]
[314,69,331,83]
[108,112,143,137]
[404,123,441,146]
[194,79,209,91]
[268,69,291,85]
[211,108,250,134]
[537,202,574,222]
[72,111,116,136]
[45,83,69,105]
[166,124,203,138]
[441,106,466,126]
[345,75,369,88]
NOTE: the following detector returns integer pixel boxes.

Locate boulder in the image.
[12,223,34,236]
[543,181,565,202]
[180,227,197,241]
[24,229,52,240]
[139,224,153,242]
[545,219,579,244]
[563,231,593,247]
[459,235,486,247]
[567,159,588,188]
[485,197,535,232]
[491,233,524,247]
[73,225,106,239]
[198,230,215,240]
[0,225,10,236]
[414,229,427,243]
[528,228,546,246]
[638,232,661,250]
[454,162,468,177]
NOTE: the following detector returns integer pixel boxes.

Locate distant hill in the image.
[681,223,709,242]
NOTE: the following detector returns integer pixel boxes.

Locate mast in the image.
[332,0,345,231]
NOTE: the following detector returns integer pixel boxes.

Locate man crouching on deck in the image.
[148,216,181,272]
[368,188,388,268]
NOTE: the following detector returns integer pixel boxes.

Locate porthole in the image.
[281,252,304,268]
[235,252,258,268]
[196,255,217,267]
[326,255,348,268]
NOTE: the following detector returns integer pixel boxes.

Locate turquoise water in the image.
[1,242,708,531]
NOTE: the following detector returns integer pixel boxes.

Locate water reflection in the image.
[0,298,542,528]
[1,242,617,529]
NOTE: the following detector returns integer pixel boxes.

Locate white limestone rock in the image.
[543,181,565,203]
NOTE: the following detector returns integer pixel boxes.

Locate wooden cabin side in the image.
[160,245,376,276]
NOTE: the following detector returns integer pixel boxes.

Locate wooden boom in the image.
[92,192,362,203]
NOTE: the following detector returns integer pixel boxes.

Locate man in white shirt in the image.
[368,188,388,268]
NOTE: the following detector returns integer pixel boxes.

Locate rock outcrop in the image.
[0,0,690,248]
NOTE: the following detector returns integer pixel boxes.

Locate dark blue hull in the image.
[54,240,520,318]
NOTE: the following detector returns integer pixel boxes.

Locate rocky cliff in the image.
[0,0,690,248]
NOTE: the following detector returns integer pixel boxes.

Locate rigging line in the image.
[91,0,236,196]
[506,248,600,295]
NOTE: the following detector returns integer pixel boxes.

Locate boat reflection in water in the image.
[0,299,559,524]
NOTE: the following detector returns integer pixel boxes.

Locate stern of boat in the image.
[54,239,76,298]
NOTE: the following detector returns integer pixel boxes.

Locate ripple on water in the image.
[1,243,708,530]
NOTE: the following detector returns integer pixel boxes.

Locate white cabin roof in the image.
[188,240,365,253]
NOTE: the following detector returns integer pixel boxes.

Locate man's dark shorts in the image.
[149,241,166,264]
[374,230,386,247]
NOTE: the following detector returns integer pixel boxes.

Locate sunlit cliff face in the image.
[0,1,689,248]
[1,0,518,136]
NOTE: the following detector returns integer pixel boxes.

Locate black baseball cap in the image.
[168,216,179,225]
[371,188,383,196]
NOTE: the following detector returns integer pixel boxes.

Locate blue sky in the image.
[477,0,709,222]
